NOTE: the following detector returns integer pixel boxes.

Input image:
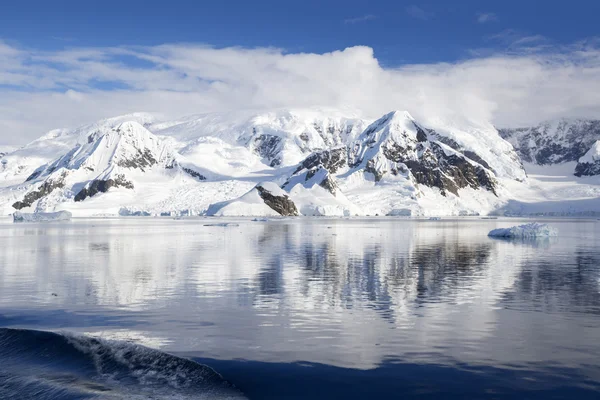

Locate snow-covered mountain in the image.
[9,121,180,212]
[1,108,599,217]
[152,108,370,168]
[499,119,600,166]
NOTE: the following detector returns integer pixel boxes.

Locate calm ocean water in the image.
[0,217,599,399]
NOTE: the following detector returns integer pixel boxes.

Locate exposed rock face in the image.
[181,167,206,181]
[256,185,299,216]
[574,140,600,177]
[13,173,67,210]
[293,148,347,174]
[284,149,344,196]
[350,111,498,196]
[25,169,43,182]
[575,162,600,177]
[253,134,283,167]
[74,175,134,202]
[309,168,338,195]
[499,119,600,165]
[116,148,157,171]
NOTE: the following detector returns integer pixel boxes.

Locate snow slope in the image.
[0,113,157,187]
[1,108,599,217]
[0,146,16,158]
[151,108,370,167]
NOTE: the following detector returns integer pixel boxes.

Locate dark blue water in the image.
[0,217,599,399]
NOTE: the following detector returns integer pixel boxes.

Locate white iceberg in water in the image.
[203,223,240,227]
[13,210,72,223]
[488,222,557,238]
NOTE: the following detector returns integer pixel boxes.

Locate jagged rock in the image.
[25,169,43,182]
[116,148,157,171]
[181,167,206,181]
[74,175,134,202]
[431,143,498,195]
[500,119,600,165]
[256,185,299,216]
[293,148,347,174]
[574,140,600,177]
[351,111,498,196]
[575,162,600,177]
[253,134,283,167]
[284,149,342,196]
[13,173,67,210]
[303,167,338,195]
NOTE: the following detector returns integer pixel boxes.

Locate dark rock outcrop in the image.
[499,120,600,165]
[181,167,206,181]
[74,175,134,202]
[350,113,498,196]
[305,167,338,195]
[293,148,347,174]
[116,148,158,172]
[253,134,283,167]
[12,174,67,210]
[575,161,600,177]
[256,185,299,216]
[284,149,344,196]
[25,169,43,182]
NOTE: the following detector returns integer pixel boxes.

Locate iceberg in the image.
[488,222,557,238]
[13,210,72,223]
[203,223,240,227]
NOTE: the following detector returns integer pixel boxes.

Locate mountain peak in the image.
[114,120,149,134]
[384,110,414,121]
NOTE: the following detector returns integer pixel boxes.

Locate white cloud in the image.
[477,13,497,24]
[1,39,600,145]
[406,5,433,21]
[344,14,377,24]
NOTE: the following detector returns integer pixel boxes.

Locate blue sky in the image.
[2,0,598,65]
[1,1,600,144]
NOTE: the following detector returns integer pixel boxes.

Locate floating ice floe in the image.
[488,222,557,238]
[203,223,240,227]
[13,210,72,223]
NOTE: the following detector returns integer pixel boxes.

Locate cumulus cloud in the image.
[1,39,600,144]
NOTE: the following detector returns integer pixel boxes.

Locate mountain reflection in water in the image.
[0,218,599,398]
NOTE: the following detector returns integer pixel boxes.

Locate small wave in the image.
[0,328,246,399]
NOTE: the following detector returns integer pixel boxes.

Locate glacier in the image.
[13,210,72,223]
[1,108,600,217]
